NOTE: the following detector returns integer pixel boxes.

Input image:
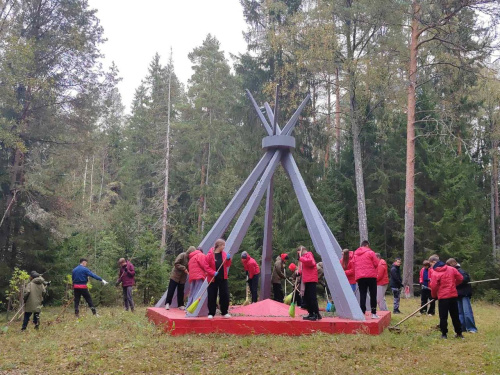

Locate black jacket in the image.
[456,267,472,298]
[390,264,403,289]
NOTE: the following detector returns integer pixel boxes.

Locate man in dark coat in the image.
[22,271,47,330]
[390,258,403,314]
[165,246,195,310]
[116,258,135,312]
[271,254,288,302]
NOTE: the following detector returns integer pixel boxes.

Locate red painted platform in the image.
[146,299,391,336]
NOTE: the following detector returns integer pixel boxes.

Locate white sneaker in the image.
[208,315,214,319]
[178,306,185,311]
[165,303,170,310]
[222,314,231,319]
[371,314,380,319]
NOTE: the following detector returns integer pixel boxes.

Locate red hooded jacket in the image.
[376,259,389,286]
[353,246,378,280]
[188,249,208,281]
[205,248,232,281]
[430,262,463,300]
[299,251,318,283]
[242,256,260,279]
[340,251,356,284]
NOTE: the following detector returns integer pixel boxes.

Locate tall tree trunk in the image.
[324,76,331,169]
[491,173,497,258]
[197,145,207,235]
[200,110,212,234]
[89,155,94,211]
[82,157,88,206]
[348,67,368,243]
[160,69,172,263]
[403,1,419,296]
[335,67,341,164]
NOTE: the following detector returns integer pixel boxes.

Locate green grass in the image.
[1,297,499,374]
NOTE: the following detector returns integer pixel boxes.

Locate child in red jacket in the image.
[353,240,379,319]
[241,251,260,303]
[298,246,321,321]
[429,255,464,339]
[205,239,232,319]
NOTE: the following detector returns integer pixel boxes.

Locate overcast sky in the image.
[87,0,248,113]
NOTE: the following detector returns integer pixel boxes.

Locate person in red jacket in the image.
[241,251,260,303]
[353,240,379,319]
[186,247,208,310]
[419,260,435,315]
[375,253,389,311]
[429,255,464,339]
[116,258,136,312]
[341,249,356,292]
[297,245,321,321]
[205,239,232,319]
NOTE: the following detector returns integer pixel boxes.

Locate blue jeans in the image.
[457,296,477,332]
[391,288,401,311]
[350,284,357,292]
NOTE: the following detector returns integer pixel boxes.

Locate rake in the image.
[388,299,435,333]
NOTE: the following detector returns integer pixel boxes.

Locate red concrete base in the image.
[146,299,391,336]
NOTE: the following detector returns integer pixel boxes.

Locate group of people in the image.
[20,239,477,337]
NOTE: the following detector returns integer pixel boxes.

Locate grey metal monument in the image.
[157,88,365,321]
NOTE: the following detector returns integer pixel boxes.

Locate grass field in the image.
[1,297,499,375]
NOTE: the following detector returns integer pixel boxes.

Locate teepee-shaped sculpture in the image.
[158,87,365,321]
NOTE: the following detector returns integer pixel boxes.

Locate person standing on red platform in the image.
[205,239,232,319]
[353,241,379,319]
[340,249,356,292]
[241,251,260,303]
[297,246,321,321]
[271,253,289,302]
[375,253,389,311]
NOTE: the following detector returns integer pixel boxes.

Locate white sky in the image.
[87,0,248,113]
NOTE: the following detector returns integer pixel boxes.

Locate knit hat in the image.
[241,251,248,259]
[30,271,40,278]
[288,263,297,272]
[280,253,289,261]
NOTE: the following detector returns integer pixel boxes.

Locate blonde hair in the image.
[214,239,226,252]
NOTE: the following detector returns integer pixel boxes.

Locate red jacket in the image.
[340,251,356,284]
[353,247,378,280]
[205,249,232,281]
[299,252,318,283]
[118,261,135,287]
[419,267,433,285]
[188,250,208,281]
[241,256,260,279]
[430,263,463,300]
[376,259,389,286]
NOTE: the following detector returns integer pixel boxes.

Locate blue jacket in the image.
[72,265,102,287]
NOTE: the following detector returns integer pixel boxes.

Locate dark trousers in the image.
[122,286,135,311]
[22,312,40,330]
[304,282,319,316]
[420,288,435,314]
[358,278,377,314]
[165,279,185,307]
[74,288,96,316]
[207,278,229,316]
[438,297,462,336]
[248,274,259,303]
[273,282,284,303]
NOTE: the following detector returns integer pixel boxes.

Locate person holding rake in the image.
[205,239,232,319]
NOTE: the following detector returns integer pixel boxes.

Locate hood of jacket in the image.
[355,247,371,256]
[433,261,446,271]
[33,276,45,285]
[189,249,202,259]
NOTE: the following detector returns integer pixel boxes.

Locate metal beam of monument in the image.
[184,88,364,321]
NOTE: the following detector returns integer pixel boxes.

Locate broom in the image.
[186,254,229,314]
[288,277,299,318]
[325,285,333,313]
[242,276,251,306]
[388,299,435,333]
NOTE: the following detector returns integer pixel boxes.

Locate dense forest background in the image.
[1,0,500,309]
